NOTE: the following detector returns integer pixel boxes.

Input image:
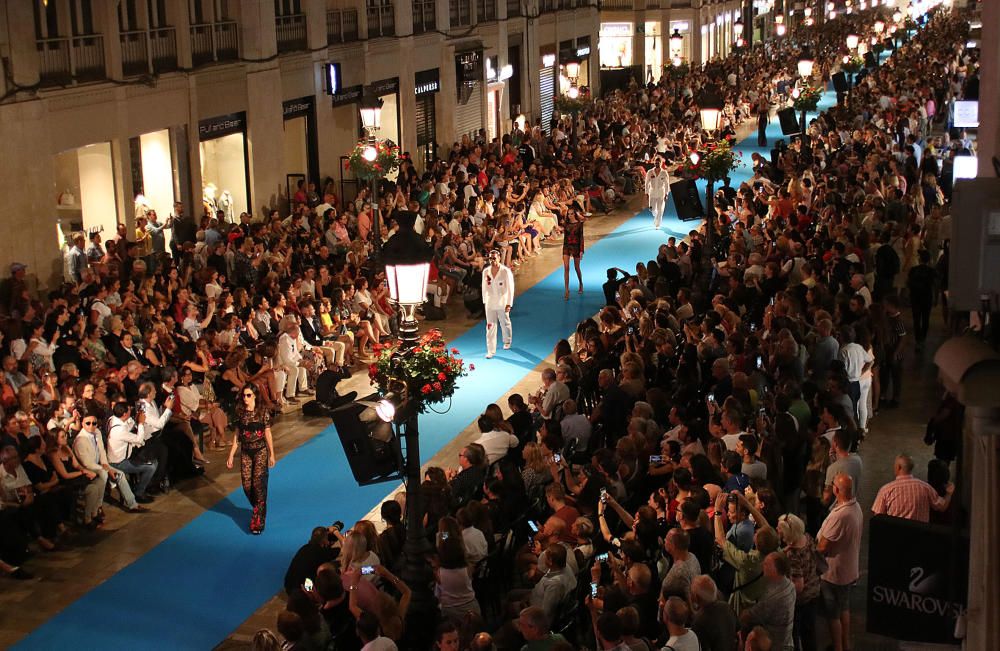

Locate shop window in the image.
[200,133,248,221]
[54,142,119,243]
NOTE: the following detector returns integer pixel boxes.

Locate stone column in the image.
[964,409,1000,649]
[977,0,998,178]
[94,0,123,80]
[304,0,329,49]
[240,1,283,216]
[171,0,193,69]
[7,0,39,87]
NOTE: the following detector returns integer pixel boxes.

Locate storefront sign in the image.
[576,46,591,57]
[600,22,633,38]
[368,77,400,97]
[282,96,313,119]
[866,515,968,644]
[198,112,246,140]
[415,68,440,95]
[331,84,363,107]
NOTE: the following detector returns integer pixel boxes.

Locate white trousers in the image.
[858,375,873,431]
[485,306,512,355]
[649,195,666,228]
[275,364,308,398]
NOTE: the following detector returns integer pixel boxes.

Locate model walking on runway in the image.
[645,157,671,229]
[482,249,514,359]
[227,383,274,534]
[562,208,585,300]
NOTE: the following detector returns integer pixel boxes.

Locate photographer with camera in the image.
[106,402,157,504]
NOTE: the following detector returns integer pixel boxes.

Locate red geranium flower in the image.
[438,372,447,381]
[437,356,447,365]
[468,363,475,371]
[451,348,459,354]
[433,382,442,391]
[421,384,432,394]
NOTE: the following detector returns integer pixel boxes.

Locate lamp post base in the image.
[398,411,438,649]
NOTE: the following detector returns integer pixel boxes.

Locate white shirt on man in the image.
[474,429,518,465]
[107,415,146,464]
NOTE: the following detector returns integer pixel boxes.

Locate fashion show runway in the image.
[16,84,840,649]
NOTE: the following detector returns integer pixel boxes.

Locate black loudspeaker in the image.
[330,396,403,486]
[832,72,849,94]
[670,179,704,221]
[778,108,801,136]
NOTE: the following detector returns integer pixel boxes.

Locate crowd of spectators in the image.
[257,6,977,651]
[0,5,976,651]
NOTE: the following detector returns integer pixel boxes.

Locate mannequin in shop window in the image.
[203,183,219,219]
[218,191,235,223]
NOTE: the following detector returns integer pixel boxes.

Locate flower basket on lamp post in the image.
[368,328,468,413]
[347,140,401,182]
[792,84,823,113]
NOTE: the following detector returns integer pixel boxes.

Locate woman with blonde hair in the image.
[778,513,821,651]
[334,528,381,581]
[521,442,552,497]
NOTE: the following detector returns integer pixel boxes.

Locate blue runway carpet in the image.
[17,87,839,650]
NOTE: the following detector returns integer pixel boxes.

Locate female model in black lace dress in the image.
[226,383,274,534]
[562,207,586,300]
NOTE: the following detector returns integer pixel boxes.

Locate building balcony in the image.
[450,0,472,27]
[367,3,395,38]
[327,8,360,43]
[190,20,239,66]
[149,27,178,73]
[477,0,497,21]
[36,34,106,86]
[412,0,437,34]
[276,13,308,52]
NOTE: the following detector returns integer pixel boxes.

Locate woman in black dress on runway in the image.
[562,207,586,300]
[226,383,274,534]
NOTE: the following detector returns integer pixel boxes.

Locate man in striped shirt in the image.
[872,454,953,523]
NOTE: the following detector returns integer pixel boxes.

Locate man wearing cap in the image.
[482,249,514,359]
[645,156,671,230]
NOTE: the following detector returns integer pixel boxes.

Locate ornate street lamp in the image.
[874,18,885,34]
[798,47,815,78]
[565,61,580,82]
[359,94,385,263]
[383,217,432,347]
[378,211,436,648]
[734,17,744,38]
[696,86,725,288]
[698,86,725,134]
[846,33,860,50]
[670,29,684,60]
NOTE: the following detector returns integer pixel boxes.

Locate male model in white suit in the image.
[482,249,514,359]
[645,157,672,230]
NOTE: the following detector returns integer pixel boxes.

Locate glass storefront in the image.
[599,22,633,68]
[199,112,249,221]
[369,77,401,149]
[130,127,187,248]
[54,141,118,241]
[644,21,662,83]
